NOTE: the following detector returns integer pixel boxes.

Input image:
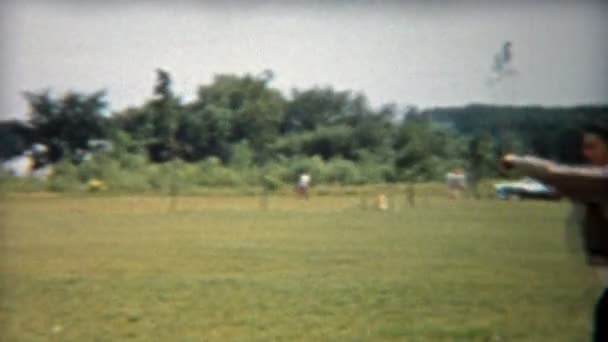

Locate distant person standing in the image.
[500,121,608,342]
[445,168,467,199]
[296,173,312,200]
[406,181,416,207]
[375,193,388,211]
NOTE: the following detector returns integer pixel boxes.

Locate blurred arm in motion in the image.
[500,154,608,203]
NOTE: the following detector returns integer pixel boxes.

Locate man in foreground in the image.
[500,121,608,341]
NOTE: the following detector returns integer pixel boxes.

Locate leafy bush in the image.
[189,158,245,187]
[0,172,47,193]
[261,174,282,192]
[284,155,325,184]
[229,140,254,170]
[324,158,362,185]
[47,160,81,192]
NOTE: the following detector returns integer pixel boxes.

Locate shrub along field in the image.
[0,193,600,341]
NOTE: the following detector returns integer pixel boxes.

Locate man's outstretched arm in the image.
[501,154,608,202]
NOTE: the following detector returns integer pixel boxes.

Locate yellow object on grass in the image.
[87,178,107,192]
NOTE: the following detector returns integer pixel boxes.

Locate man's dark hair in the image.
[585,121,608,142]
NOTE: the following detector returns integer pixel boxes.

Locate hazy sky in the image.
[1,0,607,120]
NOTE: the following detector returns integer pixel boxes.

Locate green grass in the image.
[0,193,600,341]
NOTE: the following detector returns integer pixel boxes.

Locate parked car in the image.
[494,177,561,200]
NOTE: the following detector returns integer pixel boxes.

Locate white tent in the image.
[2,155,34,177]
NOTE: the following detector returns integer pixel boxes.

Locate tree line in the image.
[1,69,605,191]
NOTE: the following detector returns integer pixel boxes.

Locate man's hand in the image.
[498,154,515,170]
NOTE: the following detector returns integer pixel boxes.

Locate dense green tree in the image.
[114,69,181,162]
[281,87,351,132]
[428,104,605,163]
[393,114,467,181]
[0,121,34,160]
[177,105,233,162]
[24,89,109,159]
[271,125,354,160]
[149,69,181,162]
[350,104,397,161]
[468,133,495,197]
[192,73,285,161]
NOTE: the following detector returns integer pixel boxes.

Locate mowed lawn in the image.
[0,194,601,341]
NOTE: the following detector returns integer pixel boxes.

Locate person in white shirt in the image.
[296,173,311,199]
[445,168,467,199]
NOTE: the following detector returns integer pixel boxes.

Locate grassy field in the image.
[0,193,601,341]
